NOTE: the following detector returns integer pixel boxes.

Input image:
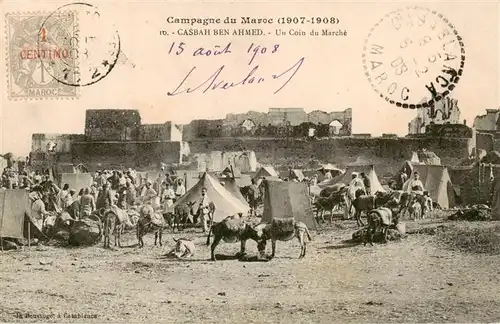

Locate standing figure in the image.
[360,172,372,195]
[197,187,211,233]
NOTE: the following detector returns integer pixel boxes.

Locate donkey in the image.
[252,218,313,259]
[137,204,168,248]
[102,207,133,249]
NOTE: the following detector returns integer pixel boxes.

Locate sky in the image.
[0,0,498,156]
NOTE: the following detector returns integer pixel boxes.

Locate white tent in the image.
[410,151,420,164]
[402,164,456,209]
[327,164,385,193]
[254,166,279,180]
[172,172,250,222]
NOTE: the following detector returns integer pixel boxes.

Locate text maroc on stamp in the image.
[5,3,121,100]
[5,11,79,100]
[362,6,465,109]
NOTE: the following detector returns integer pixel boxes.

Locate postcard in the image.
[0,0,499,323]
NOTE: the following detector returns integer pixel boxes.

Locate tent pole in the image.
[0,192,4,251]
[230,165,235,179]
[479,163,482,203]
[27,217,31,248]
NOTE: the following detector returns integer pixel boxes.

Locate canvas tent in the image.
[448,165,474,186]
[308,184,322,196]
[171,172,250,222]
[220,166,252,187]
[0,189,45,242]
[174,170,205,191]
[455,163,500,206]
[222,166,242,178]
[0,189,28,239]
[490,175,500,220]
[410,152,420,164]
[254,166,279,180]
[321,164,385,192]
[402,164,456,209]
[289,169,305,182]
[223,178,248,204]
[316,164,343,178]
[261,180,316,230]
[233,151,257,173]
[390,161,415,189]
[400,161,414,178]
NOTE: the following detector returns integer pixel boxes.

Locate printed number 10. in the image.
[168,42,185,55]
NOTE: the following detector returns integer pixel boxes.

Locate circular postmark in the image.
[37,2,121,87]
[362,6,465,109]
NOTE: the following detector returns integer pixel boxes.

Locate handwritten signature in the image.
[167,57,305,96]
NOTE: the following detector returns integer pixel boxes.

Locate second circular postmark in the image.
[37,2,121,87]
[362,6,465,109]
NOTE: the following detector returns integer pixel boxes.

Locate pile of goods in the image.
[448,204,492,221]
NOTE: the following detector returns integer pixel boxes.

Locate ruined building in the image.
[30,107,352,170]
[473,109,500,132]
[408,97,462,135]
[31,110,188,169]
[182,108,352,140]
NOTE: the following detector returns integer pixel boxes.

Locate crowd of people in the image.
[1,162,441,231]
[1,166,193,230]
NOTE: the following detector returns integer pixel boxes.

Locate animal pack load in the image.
[69,218,102,246]
[270,218,296,234]
[110,205,134,226]
[261,180,316,230]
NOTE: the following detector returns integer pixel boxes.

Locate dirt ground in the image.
[1,213,500,323]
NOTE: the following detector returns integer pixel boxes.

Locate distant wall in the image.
[68,141,182,168]
[139,124,171,141]
[31,134,86,153]
[474,109,499,131]
[476,132,494,153]
[187,137,473,176]
[225,108,352,127]
[183,108,353,140]
[85,109,141,141]
[477,131,500,152]
[183,119,224,141]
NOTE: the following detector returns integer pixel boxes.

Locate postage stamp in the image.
[5,11,79,100]
[39,3,121,87]
[362,6,465,109]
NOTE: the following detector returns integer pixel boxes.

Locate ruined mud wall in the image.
[63,141,182,169]
[187,137,473,176]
